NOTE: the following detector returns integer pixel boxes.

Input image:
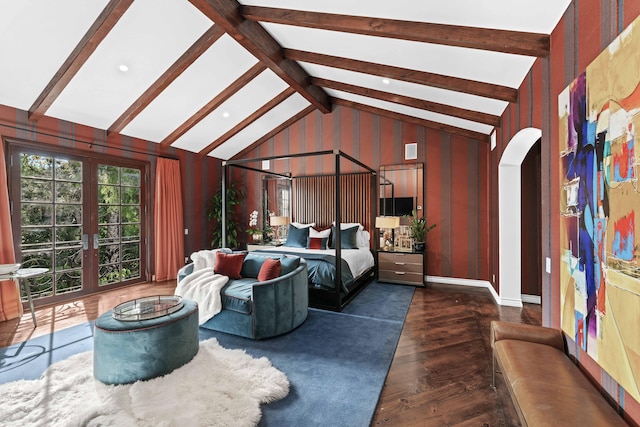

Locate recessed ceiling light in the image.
[118,64,129,72]
[222,111,230,118]
[381,78,390,85]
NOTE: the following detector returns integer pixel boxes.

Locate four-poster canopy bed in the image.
[221,149,377,311]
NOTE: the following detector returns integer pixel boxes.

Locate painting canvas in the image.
[559,15,640,402]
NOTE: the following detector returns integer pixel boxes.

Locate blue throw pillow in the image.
[284,224,309,248]
[279,255,301,275]
[240,253,268,278]
[329,225,359,249]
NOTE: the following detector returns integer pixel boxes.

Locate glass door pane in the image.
[19,154,83,298]
[10,142,148,307]
[97,164,142,286]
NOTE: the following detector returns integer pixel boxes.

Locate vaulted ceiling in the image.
[0,0,571,160]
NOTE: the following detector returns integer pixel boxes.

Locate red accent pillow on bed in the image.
[214,252,246,279]
[258,258,282,281]
[307,237,329,250]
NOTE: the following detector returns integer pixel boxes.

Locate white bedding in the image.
[255,246,375,279]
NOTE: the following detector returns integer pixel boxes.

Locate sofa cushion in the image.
[214,252,246,279]
[221,278,256,314]
[190,248,231,272]
[279,255,300,275]
[258,258,281,281]
[240,252,270,278]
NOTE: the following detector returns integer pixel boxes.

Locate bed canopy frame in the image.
[222,149,377,311]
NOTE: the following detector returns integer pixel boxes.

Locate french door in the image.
[8,142,148,307]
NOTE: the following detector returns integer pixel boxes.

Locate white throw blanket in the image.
[175,267,229,324]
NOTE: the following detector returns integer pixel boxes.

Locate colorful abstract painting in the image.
[559,15,640,402]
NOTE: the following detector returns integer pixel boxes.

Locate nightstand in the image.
[377,250,425,286]
[247,243,283,252]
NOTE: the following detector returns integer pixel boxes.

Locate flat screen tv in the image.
[379,197,414,216]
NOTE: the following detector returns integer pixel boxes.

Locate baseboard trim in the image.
[426,275,501,305]
[425,275,523,307]
[521,294,541,304]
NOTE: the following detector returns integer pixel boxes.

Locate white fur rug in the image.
[0,338,289,427]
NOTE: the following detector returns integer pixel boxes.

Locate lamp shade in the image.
[270,216,290,226]
[375,216,400,229]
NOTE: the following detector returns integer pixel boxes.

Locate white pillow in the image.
[357,230,371,248]
[291,222,315,228]
[310,226,331,238]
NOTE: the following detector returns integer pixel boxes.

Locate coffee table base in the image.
[93,299,199,385]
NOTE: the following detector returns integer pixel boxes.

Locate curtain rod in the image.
[0,122,178,160]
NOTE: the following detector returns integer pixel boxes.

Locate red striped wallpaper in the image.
[493,1,640,421]
[241,105,490,281]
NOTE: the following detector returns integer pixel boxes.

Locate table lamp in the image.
[375,216,400,250]
[270,216,290,243]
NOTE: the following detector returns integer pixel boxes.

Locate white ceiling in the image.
[0,0,571,159]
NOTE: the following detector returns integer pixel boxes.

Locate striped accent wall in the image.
[241,104,490,282]
[0,104,222,273]
[292,173,375,232]
[493,1,640,421]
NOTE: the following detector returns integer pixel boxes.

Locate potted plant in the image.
[407,210,436,252]
[208,181,244,249]
[246,210,263,243]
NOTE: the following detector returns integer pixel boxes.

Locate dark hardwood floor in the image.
[372,283,541,427]
[0,280,541,426]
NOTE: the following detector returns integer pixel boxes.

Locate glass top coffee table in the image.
[112,295,184,321]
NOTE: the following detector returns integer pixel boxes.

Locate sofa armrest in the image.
[177,263,194,283]
[491,320,565,352]
[250,262,309,338]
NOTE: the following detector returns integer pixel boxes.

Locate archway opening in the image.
[498,128,542,306]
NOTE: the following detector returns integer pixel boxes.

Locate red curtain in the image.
[0,139,21,321]
[154,158,184,282]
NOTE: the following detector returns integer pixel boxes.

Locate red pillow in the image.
[307,237,328,250]
[214,252,246,279]
[258,258,282,282]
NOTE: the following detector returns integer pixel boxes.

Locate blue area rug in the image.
[0,281,414,426]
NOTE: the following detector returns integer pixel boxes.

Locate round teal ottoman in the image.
[93,298,199,385]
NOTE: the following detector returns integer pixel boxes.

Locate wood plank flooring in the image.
[372,283,541,427]
[0,280,540,426]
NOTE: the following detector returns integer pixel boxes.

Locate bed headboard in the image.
[292,173,375,232]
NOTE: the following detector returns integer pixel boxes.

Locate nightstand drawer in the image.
[378,252,423,264]
[377,251,424,286]
[379,260,422,274]
[378,270,423,285]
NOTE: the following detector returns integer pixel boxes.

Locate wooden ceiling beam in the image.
[333,98,491,143]
[198,87,297,157]
[188,0,331,113]
[313,77,501,127]
[285,49,517,103]
[241,6,550,57]
[107,25,225,139]
[160,62,266,148]
[28,0,134,121]
[231,105,316,160]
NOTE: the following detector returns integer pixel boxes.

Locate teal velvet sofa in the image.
[177,252,308,339]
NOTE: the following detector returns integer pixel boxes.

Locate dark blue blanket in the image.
[254,250,354,292]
